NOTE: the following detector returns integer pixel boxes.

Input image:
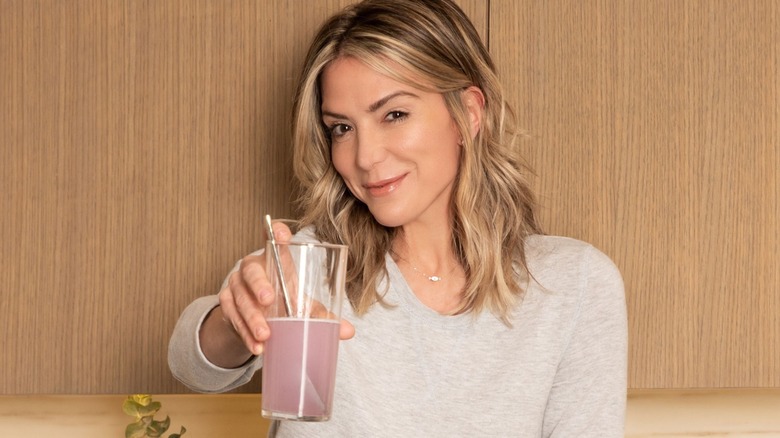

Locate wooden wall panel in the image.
[491,0,779,388]
[0,1,484,394]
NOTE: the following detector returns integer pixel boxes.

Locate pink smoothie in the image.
[261,318,341,421]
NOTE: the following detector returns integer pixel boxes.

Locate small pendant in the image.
[428,276,442,282]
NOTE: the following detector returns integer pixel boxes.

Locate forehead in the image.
[321,55,434,94]
[322,56,390,83]
[320,58,401,105]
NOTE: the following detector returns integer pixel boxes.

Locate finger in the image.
[306,299,353,340]
[239,255,275,305]
[229,271,272,344]
[270,221,293,242]
[219,282,264,355]
[339,320,355,340]
[231,266,274,348]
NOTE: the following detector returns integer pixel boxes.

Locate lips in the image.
[364,174,406,197]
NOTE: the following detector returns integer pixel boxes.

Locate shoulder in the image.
[523,234,623,296]
[525,234,619,273]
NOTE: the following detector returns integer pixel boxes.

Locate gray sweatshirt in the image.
[169,234,627,437]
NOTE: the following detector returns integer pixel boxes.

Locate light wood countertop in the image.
[1,390,779,437]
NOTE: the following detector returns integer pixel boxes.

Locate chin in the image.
[366,205,408,228]
[369,214,404,228]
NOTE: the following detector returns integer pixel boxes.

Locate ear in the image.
[461,86,485,141]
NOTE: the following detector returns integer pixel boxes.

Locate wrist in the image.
[200,306,254,368]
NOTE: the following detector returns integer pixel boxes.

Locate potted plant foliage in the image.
[123,394,186,438]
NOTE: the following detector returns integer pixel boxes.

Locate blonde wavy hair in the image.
[291,0,542,321]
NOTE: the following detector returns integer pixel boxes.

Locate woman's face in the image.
[320,57,463,228]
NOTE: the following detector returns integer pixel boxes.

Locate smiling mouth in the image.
[364,174,406,197]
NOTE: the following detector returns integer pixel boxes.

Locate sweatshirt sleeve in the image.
[542,245,628,437]
[168,286,263,393]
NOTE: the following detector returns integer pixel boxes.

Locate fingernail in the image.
[258,288,273,301]
[253,343,263,356]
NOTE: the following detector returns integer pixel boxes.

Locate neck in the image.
[390,240,467,314]
[392,233,456,277]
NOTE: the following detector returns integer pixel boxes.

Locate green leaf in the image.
[125,419,149,438]
[123,399,162,419]
[131,394,153,406]
[146,415,171,437]
[138,401,162,417]
[123,399,142,418]
[168,426,187,438]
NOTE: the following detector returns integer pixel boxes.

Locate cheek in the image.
[433,124,462,164]
[436,133,463,181]
[331,146,362,196]
[330,145,350,177]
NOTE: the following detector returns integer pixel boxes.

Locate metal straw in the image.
[264,214,294,317]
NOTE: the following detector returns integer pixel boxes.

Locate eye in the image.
[385,110,408,122]
[327,123,353,141]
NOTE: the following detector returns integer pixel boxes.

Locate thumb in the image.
[339,319,355,340]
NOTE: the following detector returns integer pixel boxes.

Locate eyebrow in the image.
[321,90,419,119]
[368,90,418,112]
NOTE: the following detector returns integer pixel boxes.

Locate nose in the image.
[354,126,387,170]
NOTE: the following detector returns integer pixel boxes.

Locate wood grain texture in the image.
[491,0,779,388]
[0,1,484,394]
[10,0,777,394]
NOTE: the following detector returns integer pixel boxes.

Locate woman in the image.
[169,0,627,436]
